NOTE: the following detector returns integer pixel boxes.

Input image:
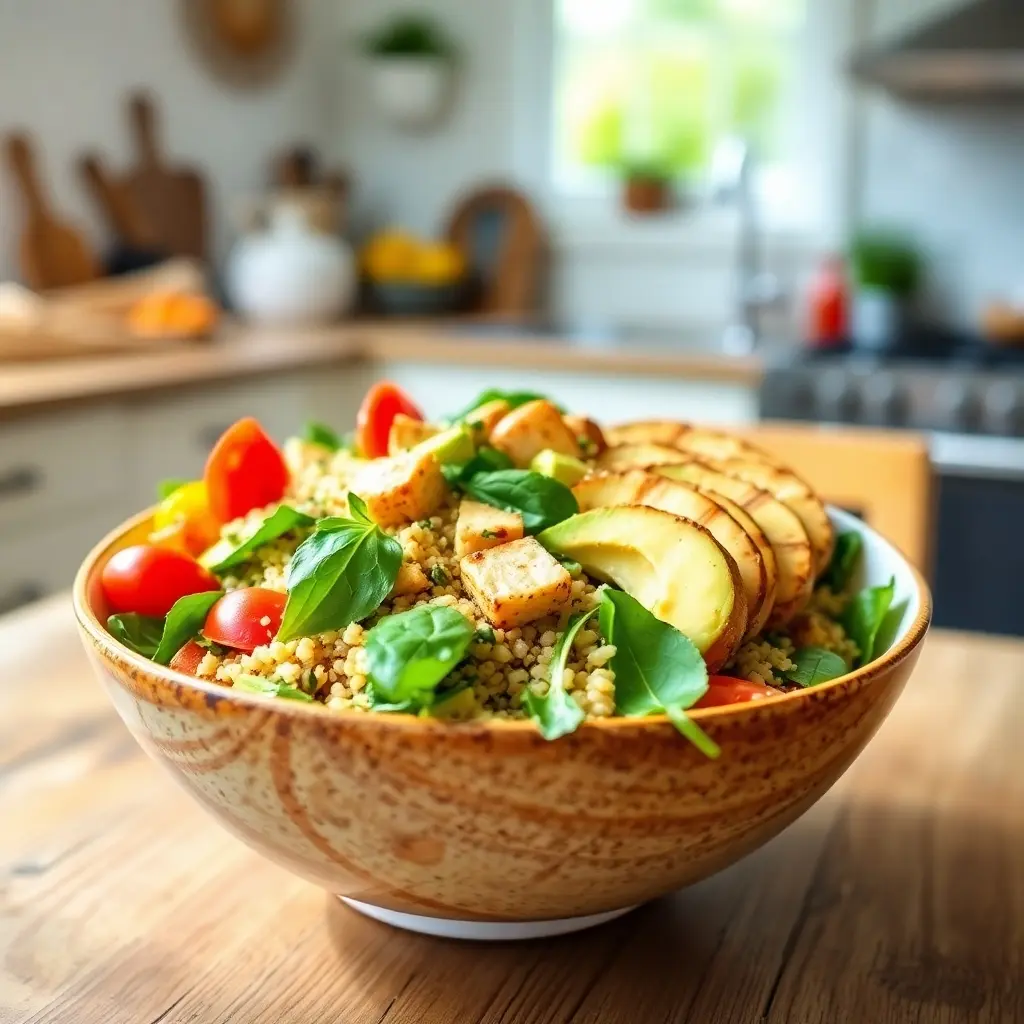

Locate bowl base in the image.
[340,898,638,940]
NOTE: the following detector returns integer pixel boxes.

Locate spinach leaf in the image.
[449,390,559,423]
[784,646,849,688]
[233,673,315,702]
[598,589,720,758]
[821,531,863,592]
[154,591,224,665]
[205,505,315,574]
[441,446,514,489]
[842,577,896,668]
[464,470,578,534]
[523,608,593,740]
[303,421,342,450]
[277,496,402,642]
[157,478,189,501]
[107,613,164,658]
[365,604,475,708]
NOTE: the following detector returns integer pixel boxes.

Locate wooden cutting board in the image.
[4,133,100,291]
[122,93,208,260]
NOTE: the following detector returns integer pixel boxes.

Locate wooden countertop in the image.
[0,322,764,418]
[1,596,1021,1023]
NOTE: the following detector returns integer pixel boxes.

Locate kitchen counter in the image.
[2,596,1021,1023]
[0,321,765,418]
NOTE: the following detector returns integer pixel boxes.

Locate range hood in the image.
[850,0,1024,102]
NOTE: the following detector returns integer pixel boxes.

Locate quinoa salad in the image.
[100,384,897,754]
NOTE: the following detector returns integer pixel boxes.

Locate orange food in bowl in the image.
[127,291,219,339]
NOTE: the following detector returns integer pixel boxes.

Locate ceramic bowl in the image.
[74,508,931,940]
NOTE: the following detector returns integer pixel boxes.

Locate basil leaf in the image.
[303,421,341,450]
[153,591,224,665]
[821,531,863,591]
[464,470,578,534]
[365,604,475,708]
[233,673,314,702]
[783,646,849,688]
[107,613,164,658]
[157,478,189,501]
[441,446,514,489]
[842,577,896,668]
[523,608,593,740]
[205,505,315,574]
[448,390,558,423]
[277,505,402,642]
[346,493,374,527]
[598,589,719,758]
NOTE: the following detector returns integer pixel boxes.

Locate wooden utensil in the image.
[123,93,208,260]
[3,133,100,291]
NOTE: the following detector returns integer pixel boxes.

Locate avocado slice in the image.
[530,449,588,487]
[414,425,476,466]
[538,505,747,672]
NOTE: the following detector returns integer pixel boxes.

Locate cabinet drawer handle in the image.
[0,582,44,615]
[198,424,235,450]
[0,465,42,499]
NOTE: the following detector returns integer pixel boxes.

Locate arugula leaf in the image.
[784,646,849,688]
[303,421,342,451]
[107,613,164,658]
[523,608,593,740]
[842,577,896,668]
[153,591,224,665]
[157,478,189,501]
[204,505,315,574]
[598,589,719,758]
[277,497,402,642]
[365,604,475,708]
[448,390,559,423]
[464,470,578,534]
[233,673,315,702]
[821,531,863,592]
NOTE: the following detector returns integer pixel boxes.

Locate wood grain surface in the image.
[1,597,1021,1024]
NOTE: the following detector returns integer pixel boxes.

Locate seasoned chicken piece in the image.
[390,562,431,598]
[455,499,525,558]
[490,400,580,467]
[563,414,608,457]
[460,537,572,629]
[352,449,446,528]
[388,414,439,454]
[465,399,511,442]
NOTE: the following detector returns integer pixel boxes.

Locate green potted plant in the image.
[849,230,922,351]
[360,14,457,130]
[618,160,675,215]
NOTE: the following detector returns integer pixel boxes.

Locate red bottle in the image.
[807,255,848,349]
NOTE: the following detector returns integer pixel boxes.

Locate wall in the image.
[0,0,333,281]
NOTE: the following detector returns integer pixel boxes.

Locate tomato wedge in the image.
[203,588,287,653]
[694,676,778,709]
[356,381,424,458]
[204,418,289,522]
[101,545,220,618]
[169,639,207,676]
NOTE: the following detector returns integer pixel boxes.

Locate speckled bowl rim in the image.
[74,505,933,731]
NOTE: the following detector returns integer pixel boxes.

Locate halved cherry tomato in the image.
[694,676,778,709]
[152,481,222,556]
[101,545,220,618]
[204,418,289,523]
[169,639,207,676]
[203,588,287,653]
[356,381,424,459]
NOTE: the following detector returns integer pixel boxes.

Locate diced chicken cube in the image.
[460,537,572,629]
[390,562,431,598]
[455,499,525,557]
[563,414,608,457]
[353,449,446,528]
[465,399,511,442]
[490,400,580,468]
[388,414,439,455]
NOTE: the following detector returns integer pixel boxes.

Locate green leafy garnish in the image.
[154,590,224,665]
[480,529,498,540]
[441,446,514,488]
[365,604,475,709]
[107,613,164,658]
[204,505,315,574]
[464,470,578,534]
[556,556,583,575]
[473,625,496,644]
[842,577,896,668]
[233,674,315,702]
[821,531,863,592]
[783,646,849,688]
[429,565,449,586]
[303,421,342,451]
[277,494,402,642]
[523,608,594,740]
[598,589,719,758]
[448,390,559,422]
[157,478,189,501]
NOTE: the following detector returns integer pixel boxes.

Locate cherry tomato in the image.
[356,381,424,459]
[152,481,222,556]
[204,418,288,523]
[169,639,207,676]
[203,588,287,653]
[101,545,220,618]
[694,676,778,709]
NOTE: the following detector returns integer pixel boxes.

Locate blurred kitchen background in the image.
[1,0,1022,634]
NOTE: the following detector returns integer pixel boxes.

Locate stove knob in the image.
[862,376,907,427]
[985,381,1024,436]
[934,379,981,433]
[815,372,860,422]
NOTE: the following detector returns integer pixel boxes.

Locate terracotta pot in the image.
[623,177,672,215]
[74,508,931,941]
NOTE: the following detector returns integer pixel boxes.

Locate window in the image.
[552,0,807,208]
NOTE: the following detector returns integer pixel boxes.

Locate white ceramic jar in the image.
[370,57,451,130]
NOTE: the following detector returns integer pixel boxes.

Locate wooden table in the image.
[1,597,1021,1024]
